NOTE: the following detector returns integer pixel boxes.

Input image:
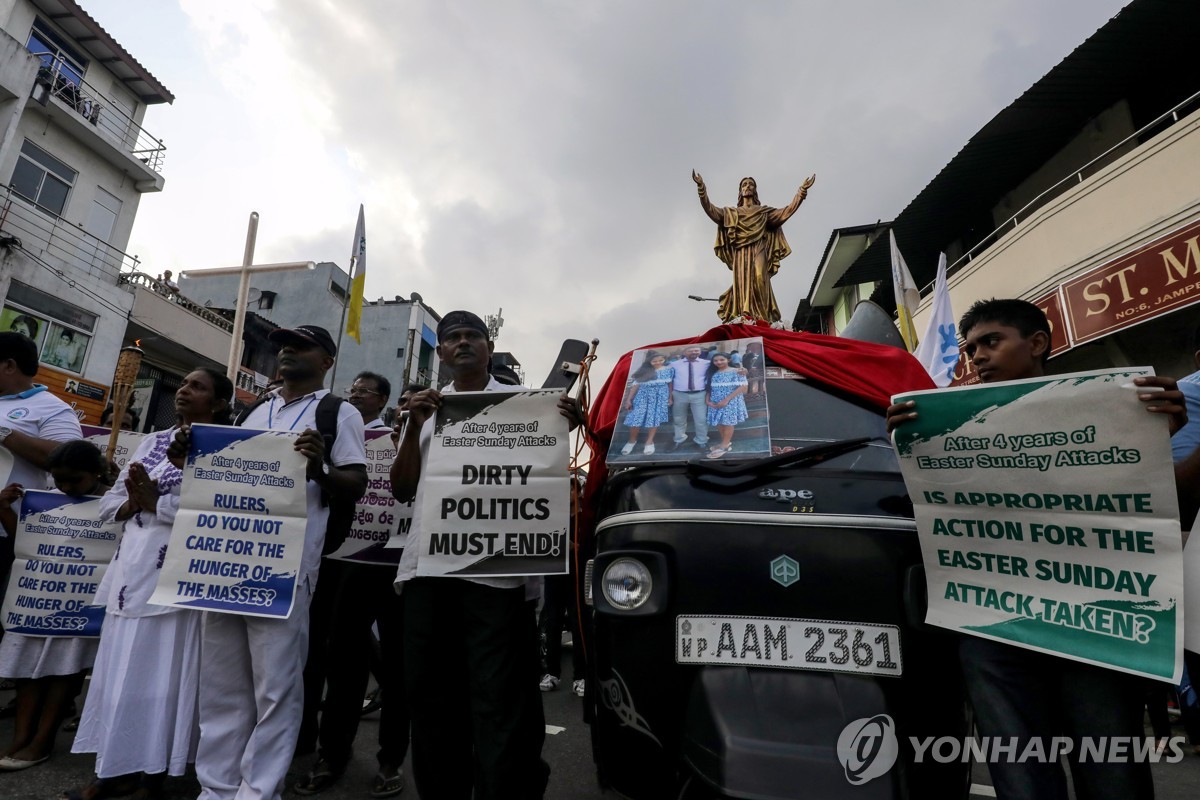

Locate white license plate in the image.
[676,615,903,677]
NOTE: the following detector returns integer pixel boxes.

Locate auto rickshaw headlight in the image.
[602,558,652,610]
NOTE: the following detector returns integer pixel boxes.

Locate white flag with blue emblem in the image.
[912,252,957,387]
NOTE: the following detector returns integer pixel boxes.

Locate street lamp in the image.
[688,295,719,302]
[179,213,315,380]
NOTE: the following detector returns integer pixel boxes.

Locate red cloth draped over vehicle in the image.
[580,323,934,535]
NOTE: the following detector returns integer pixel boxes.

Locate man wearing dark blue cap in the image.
[391,310,580,800]
[190,324,368,800]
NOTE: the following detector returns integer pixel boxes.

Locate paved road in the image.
[2,675,1199,799]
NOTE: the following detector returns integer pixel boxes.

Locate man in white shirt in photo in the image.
[670,344,710,451]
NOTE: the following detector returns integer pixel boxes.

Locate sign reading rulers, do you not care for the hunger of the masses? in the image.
[893,367,1185,682]
[151,424,308,618]
[2,491,120,636]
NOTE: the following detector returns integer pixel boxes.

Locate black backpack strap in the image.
[235,395,271,427]
[314,393,343,465]
[313,393,345,510]
[313,393,357,555]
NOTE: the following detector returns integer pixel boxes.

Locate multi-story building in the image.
[0,0,195,425]
[181,261,445,405]
[801,0,1200,384]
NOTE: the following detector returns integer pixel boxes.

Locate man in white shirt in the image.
[391,311,581,800]
[187,324,367,800]
[670,344,710,451]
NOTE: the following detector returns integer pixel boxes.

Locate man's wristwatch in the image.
[0,426,11,447]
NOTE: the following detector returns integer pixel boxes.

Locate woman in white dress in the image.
[0,440,110,771]
[66,368,233,800]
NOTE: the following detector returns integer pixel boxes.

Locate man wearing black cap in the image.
[191,325,367,800]
[391,310,581,800]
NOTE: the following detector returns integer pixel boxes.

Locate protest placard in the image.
[327,428,412,564]
[892,367,1184,681]
[1,491,119,636]
[81,424,148,471]
[417,389,569,577]
[150,424,307,618]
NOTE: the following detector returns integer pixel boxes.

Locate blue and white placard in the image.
[150,424,307,618]
[1,491,120,636]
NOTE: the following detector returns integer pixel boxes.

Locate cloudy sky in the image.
[87,0,1128,388]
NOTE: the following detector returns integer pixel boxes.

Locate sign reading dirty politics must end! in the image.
[892,368,1184,682]
[150,424,308,618]
[417,389,570,577]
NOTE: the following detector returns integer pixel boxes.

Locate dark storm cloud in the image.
[206,0,1130,386]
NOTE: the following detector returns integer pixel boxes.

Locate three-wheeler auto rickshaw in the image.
[579,323,972,799]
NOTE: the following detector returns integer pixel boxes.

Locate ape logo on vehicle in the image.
[758,487,815,512]
[770,555,799,587]
[836,714,898,785]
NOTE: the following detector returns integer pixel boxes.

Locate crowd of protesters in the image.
[1,298,1199,800]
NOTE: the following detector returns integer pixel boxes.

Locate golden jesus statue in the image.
[692,171,815,324]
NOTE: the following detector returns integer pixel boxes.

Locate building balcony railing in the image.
[31,53,166,173]
[118,272,235,333]
[0,181,140,282]
[939,87,1200,290]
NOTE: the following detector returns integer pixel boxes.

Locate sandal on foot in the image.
[369,768,406,798]
[706,447,729,459]
[0,754,49,771]
[294,760,343,795]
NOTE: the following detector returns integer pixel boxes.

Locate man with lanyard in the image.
[391,311,581,800]
[0,332,83,635]
[296,371,409,798]
[183,325,367,800]
[670,344,710,451]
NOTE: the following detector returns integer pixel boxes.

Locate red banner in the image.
[1062,216,1200,345]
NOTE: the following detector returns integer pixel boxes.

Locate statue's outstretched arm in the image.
[693,170,724,224]
[769,174,816,226]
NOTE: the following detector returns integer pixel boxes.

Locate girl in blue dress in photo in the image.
[620,352,673,456]
[704,352,749,459]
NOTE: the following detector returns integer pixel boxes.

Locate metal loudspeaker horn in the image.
[839,300,906,349]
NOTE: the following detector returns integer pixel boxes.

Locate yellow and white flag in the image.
[890,230,920,351]
[346,205,366,344]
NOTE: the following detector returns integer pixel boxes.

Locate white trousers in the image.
[672,390,709,445]
[195,585,312,800]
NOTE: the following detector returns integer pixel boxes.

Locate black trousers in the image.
[960,636,1153,800]
[298,558,342,756]
[319,562,408,770]
[404,578,548,800]
[299,559,409,770]
[539,573,584,681]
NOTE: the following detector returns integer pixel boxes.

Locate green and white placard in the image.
[892,367,1183,682]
